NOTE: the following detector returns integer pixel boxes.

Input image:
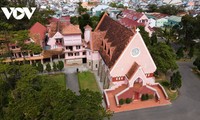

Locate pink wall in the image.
[118,87,134,100]
[63,35,82,46]
[86,51,100,61]
[110,32,157,77]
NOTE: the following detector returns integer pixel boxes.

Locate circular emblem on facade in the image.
[131,48,140,57]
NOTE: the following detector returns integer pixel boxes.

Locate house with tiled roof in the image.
[2,22,54,64]
[47,21,87,64]
[146,13,169,28]
[119,9,154,36]
[84,13,170,112]
[29,22,47,47]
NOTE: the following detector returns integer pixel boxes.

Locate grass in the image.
[47,73,66,90]
[156,80,178,101]
[78,71,99,92]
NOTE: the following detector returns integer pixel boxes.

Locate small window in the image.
[104,45,106,50]
[75,52,79,56]
[68,53,73,56]
[83,52,86,55]
[96,64,98,68]
[76,46,80,49]
[101,41,103,46]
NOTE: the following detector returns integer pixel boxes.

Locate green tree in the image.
[150,33,158,46]
[188,46,194,58]
[138,26,150,46]
[90,16,100,30]
[37,62,44,73]
[149,43,178,73]
[70,16,79,25]
[193,56,200,70]
[148,4,158,12]
[170,71,182,90]
[77,2,87,15]
[176,47,184,59]
[109,2,117,7]
[53,62,57,72]
[158,5,183,15]
[57,61,64,71]
[46,63,51,73]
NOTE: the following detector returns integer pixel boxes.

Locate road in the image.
[112,62,200,120]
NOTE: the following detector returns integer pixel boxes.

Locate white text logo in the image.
[1,7,36,20]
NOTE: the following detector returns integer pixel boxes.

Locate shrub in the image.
[57,61,64,71]
[141,94,146,101]
[125,98,132,104]
[53,62,57,71]
[170,71,182,90]
[119,99,124,105]
[46,63,51,73]
[37,62,44,73]
[141,94,149,101]
[145,94,149,100]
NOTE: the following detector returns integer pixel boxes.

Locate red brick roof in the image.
[122,9,144,21]
[119,18,145,28]
[29,22,47,45]
[94,14,134,68]
[48,16,70,24]
[48,22,81,37]
[149,13,169,19]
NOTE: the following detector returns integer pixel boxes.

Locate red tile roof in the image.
[119,18,145,28]
[48,16,70,25]
[148,13,169,19]
[122,9,144,21]
[94,13,134,68]
[48,22,81,37]
[29,22,47,45]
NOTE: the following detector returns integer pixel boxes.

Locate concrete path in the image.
[64,64,89,95]
[112,61,200,120]
[66,73,80,95]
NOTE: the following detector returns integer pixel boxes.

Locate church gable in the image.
[110,29,157,77]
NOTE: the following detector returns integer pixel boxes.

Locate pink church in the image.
[85,13,170,112]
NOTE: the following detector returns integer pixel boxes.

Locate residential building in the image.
[118,9,154,36]
[146,13,169,28]
[47,22,87,64]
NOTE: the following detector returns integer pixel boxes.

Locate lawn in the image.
[47,73,66,90]
[78,71,100,92]
[156,80,178,101]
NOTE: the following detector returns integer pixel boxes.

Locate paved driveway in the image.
[112,62,200,120]
[64,65,88,95]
